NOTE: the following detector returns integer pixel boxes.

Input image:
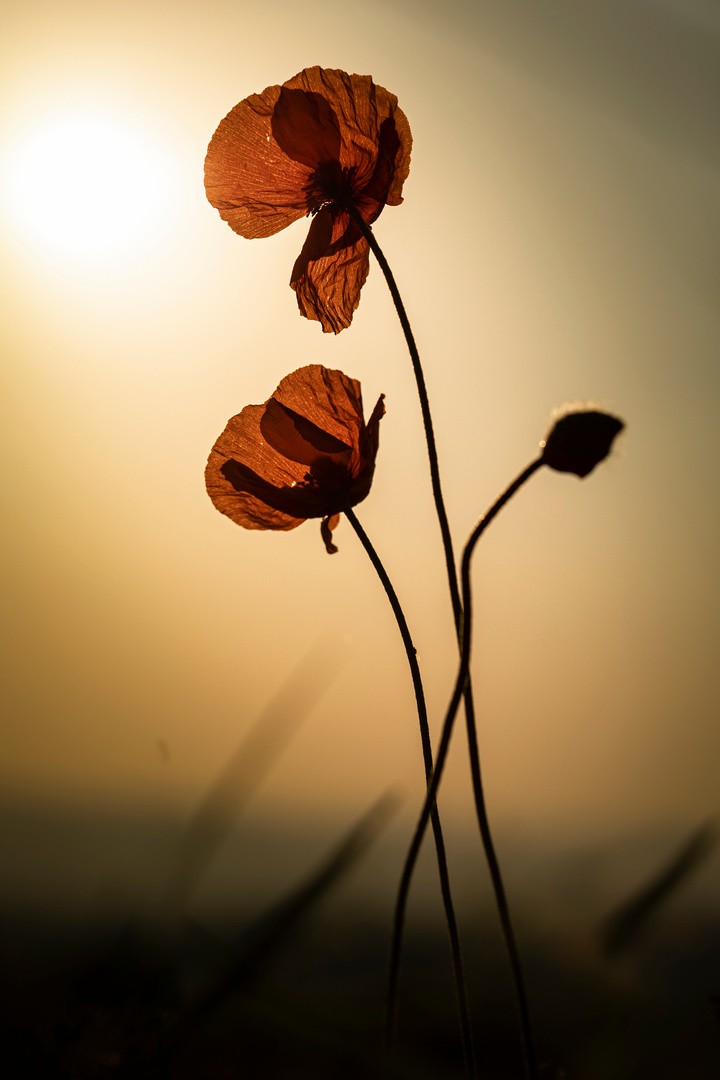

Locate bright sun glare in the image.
[2,111,176,262]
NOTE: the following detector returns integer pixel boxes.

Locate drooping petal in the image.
[320,513,341,554]
[291,218,371,333]
[290,207,334,269]
[204,84,311,240]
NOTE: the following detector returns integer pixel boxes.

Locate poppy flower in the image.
[205,365,385,553]
[541,409,624,477]
[204,66,412,334]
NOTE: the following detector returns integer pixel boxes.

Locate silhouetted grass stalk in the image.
[387,459,544,1079]
[343,502,477,1079]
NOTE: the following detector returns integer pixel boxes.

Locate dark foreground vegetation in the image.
[1,810,719,1079]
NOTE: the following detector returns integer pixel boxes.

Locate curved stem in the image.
[391,459,543,1078]
[344,202,462,622]
[348,201,541,1074]
[346,203,487,867]
[342,504,477,1078]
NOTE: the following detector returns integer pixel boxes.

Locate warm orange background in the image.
[1,0,719,911]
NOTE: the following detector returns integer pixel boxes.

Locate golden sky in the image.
[1,0,719,859]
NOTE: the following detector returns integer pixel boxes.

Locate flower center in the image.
[303,161,358,216]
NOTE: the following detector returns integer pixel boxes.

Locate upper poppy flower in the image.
[205,364,385,553]
[204,66,412,334]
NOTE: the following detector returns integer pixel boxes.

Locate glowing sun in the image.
[2,111,176,261]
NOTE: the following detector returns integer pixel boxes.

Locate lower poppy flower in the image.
[206,365,385,553]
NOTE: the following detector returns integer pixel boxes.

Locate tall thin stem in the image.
[345,203,487,852]
[344,202,460,619]
[347,201,538,1073]
[390,460,544,1079]
[342,503,477,1079]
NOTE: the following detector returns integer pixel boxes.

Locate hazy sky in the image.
[1,0,719,856]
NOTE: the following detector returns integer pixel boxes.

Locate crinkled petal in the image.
[206,404,310,529]
[206,67,411,334]
[291,216,371,334]
[382,109,411,206]
[219,457,339,520]
[271,87,342,169]
[291,208,335,268]
[205,84,311,239]
[206,366,384,536]
[272,365,366,451]
[360,117,402,211]
[260,397,351,467]
[280,72,409,332]
[283,68,412,203]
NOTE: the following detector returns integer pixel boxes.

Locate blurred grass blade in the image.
[599,821,717,955]
[186,789,401,1024]
[164,635,348,910]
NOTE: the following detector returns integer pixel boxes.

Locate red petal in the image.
[204,83,311,240]
[206,67,411,333]
[260,398,351,466]
[205,404,309,530]
[360,393,386,467]
[271,87,342,169]
[206,367,383,536]
[291,208,334,266]
[280,69,411,331]
[272,366,366,452]
[283,68,412,205]
[291,217,370,334]
[360,117,401,210]
[382,105,411,207]
[349,394,385,505]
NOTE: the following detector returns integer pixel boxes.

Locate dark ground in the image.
[1,801,719,1078]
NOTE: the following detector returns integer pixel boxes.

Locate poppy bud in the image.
[540,409,624,478]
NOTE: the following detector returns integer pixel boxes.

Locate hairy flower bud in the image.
[540,409,624,478]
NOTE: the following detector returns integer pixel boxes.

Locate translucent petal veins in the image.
[206,365,384,552]
[205,66,411,332]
